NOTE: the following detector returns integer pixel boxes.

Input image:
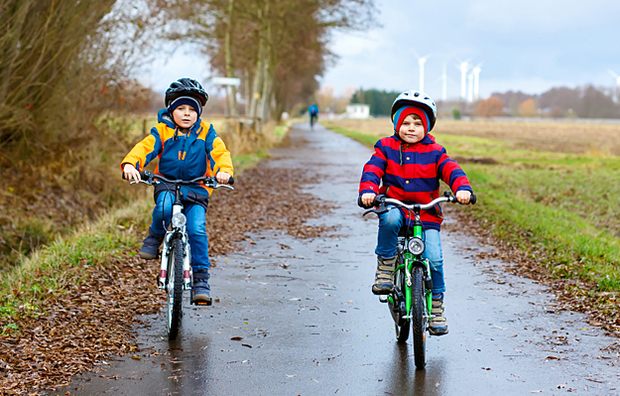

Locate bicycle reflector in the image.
[408,237,425,255]
[172,213,187,228]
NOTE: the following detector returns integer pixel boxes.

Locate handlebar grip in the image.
[358,195,384,209]
[121,170,151,181]
[469,193,477,205]
[228,177,234,186]
[357,196,367,208]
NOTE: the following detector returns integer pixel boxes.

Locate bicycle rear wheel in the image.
[411,266,428,369]
[166,237,184,340]
[392,267,410,343]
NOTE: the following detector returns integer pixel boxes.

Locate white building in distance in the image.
[346,104,370,119]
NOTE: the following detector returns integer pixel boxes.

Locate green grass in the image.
[328,126,620,292]
[327,126,380,147]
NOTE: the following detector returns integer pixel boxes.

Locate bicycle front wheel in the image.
[166,237,184,340]
[411,266,428,369]
[392,267,410,343]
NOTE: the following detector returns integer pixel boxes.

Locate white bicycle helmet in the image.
[391,90,437,132]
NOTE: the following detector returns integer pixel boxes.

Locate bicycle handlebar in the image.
[358,191,476,215]
[122,170,234,189]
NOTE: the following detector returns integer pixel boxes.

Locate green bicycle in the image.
[361,192,476,369]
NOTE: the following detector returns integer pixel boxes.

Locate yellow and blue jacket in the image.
[121,109,234,207]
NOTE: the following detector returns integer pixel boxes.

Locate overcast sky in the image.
[144,0,620,101]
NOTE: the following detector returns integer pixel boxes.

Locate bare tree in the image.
[477,96,504,117]
[0,0,157,151]
[156,0,376,121]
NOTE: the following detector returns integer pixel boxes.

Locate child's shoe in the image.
[192,269,212,305]
[429,293,449,335]
[372,255,396,295]
[139,230,165,260]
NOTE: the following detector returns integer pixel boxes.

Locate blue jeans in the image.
[150,191,210,271]
[375,208,445,294]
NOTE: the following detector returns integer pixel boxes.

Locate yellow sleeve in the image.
[120,127,162,171]
[210,136,234,176]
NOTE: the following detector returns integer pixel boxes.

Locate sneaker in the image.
[192,269,212,305]
[372,256,396,295]
[429,294,449,336]
[139,230,164,260]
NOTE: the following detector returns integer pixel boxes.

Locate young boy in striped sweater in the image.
[359,90,473,335]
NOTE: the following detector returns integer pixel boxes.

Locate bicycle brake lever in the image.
[362,202,389,216]
[374,205,389,215]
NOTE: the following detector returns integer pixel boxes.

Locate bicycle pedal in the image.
[378,295,389,303]
[193,296,213,306]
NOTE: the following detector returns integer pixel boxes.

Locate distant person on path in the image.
[308,103,319,128]
[121,77,234,305]
[358,90,473,335]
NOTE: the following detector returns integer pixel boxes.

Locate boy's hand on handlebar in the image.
[216,172,231,185]
[361,193,377,207]
[456,190,471,204]
[123,164,141,183]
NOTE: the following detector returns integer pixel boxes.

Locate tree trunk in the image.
[259,13,273,122]
[248,30,265,119]
[224,0,238,116]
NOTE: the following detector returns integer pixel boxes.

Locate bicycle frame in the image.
[396,222,433,324]
[158,184,192,291]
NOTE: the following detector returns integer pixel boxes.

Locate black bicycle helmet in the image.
[165,78,209,108]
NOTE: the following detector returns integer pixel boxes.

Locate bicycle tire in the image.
[411,266,427,369]
[393,266,410,343]
[166,237,184,340]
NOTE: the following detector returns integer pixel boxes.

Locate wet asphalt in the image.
[55,123,620,396]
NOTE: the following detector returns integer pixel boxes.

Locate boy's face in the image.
[398,114,425,144]
[172,104,198,129]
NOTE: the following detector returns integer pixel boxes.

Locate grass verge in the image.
[0,193,152,336]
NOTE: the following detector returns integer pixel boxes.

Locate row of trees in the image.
[478,85,620,118]
[155,0,376,122]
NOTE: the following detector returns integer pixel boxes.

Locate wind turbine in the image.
[412,50,432,92]
[458,61,470,101]
[609,69,620,102]
[467,72,474,103]
[471,62,483,101]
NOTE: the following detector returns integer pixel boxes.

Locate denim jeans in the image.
[150,191,210,271]
[375,207,445,294]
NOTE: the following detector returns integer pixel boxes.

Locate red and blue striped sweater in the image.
[359,133,473,231]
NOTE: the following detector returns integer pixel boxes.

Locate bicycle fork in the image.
[403,256,433,321]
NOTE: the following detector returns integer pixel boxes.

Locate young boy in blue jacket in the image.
[121,78,233,305]
[359,90,473,335]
